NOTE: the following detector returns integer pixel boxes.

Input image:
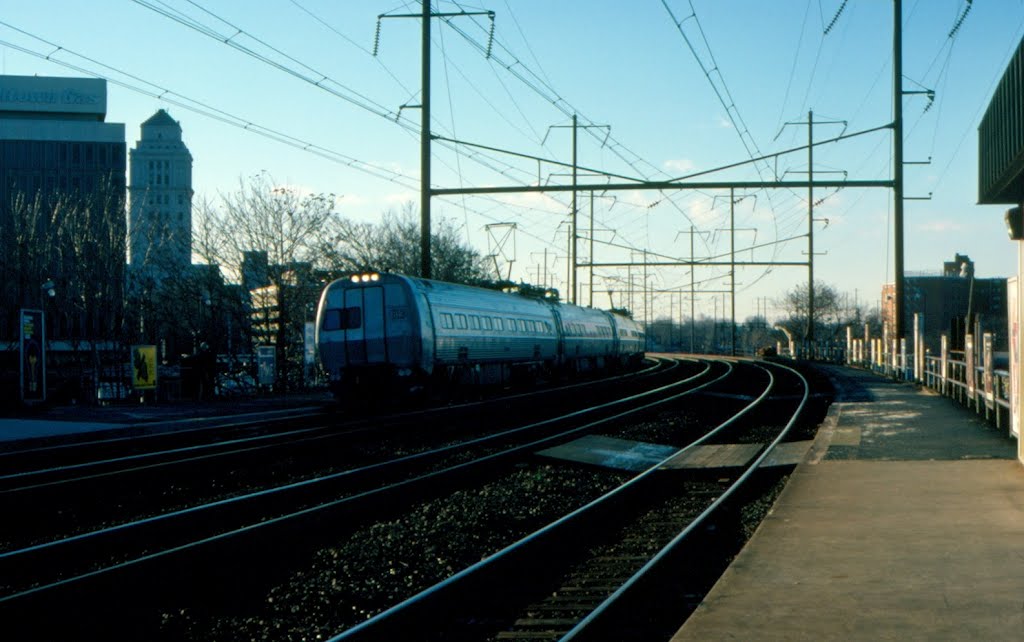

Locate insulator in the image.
[486,13,495,59]
[372,18,382,57]
[948,1,972,39]
[824,0,848,35]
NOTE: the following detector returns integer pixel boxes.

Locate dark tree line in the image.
[1,183,128,401]
[2,172,492,401]
[131,173,490,394]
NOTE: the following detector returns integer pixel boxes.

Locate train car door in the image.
[383,283,414,366]
[362,286,387,364]
[344,287,367,364]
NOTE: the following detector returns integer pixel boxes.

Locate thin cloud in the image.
[664,159,696,174]
[918,220,964,233]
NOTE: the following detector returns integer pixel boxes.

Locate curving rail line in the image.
[330,359,809,641]
[0,357,714,628]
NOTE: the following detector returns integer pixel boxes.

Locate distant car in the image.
[96,381,131,403]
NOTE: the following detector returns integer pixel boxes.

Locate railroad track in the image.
[0,357,714,639]
[0,359,673,551]
[332,359,812,642]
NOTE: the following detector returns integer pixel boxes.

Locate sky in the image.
[2,0,1024,326]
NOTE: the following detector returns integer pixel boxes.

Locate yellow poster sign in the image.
[132,345,158,390]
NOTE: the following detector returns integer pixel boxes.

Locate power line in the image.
[132,0,411,126]
[0,23,419,189]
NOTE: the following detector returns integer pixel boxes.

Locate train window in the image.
[518,319,527,332]
[470,316,481,330]
[322,309,343,331]
[494,317,503,331]
[322,307,362,330]
[507,318,517,333]
[544,322,552,334]
[440,313,454,329]
[483,317,493,331]
[455,314,468,330]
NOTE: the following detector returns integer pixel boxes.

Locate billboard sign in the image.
[132,345,158,390]
[19,309,45,403]
[257,346,276,386]
[0,75,106,116]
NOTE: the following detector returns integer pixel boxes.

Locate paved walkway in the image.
[672,365,1024,641]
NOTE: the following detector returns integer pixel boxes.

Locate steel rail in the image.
[330,359,762,641]
[0,358,702,604]
[2,360,665,490]
[558,360,810,641]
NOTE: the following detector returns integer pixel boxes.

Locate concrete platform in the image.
[672,365,1024,641]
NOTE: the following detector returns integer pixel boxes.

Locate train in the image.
[315,272,645,398]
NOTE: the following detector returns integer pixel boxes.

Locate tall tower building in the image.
[129,109,193,272]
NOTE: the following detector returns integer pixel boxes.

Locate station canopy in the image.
[979,37,1024,205]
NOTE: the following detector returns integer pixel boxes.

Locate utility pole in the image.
[589,191,595,307]
[690,229,695,352]
[643,250,649,336]
[808,110,815,347]
[674,226,711,352]
[893,0,906,342]
[571,114,578,304]
[376,3,495,279]
[730,188,737,356]
[420,0,431,279]
[777,110,844,353]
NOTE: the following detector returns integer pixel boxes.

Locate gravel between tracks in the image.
[160,463,629,641]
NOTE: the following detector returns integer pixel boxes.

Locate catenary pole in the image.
[420,0,432,279]
[893,0,905,341]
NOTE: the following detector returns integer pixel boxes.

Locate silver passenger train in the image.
[315,272,645,397]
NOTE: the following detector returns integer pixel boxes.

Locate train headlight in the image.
[351,272,381,284]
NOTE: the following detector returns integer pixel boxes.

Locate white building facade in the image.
[128,109,193,272]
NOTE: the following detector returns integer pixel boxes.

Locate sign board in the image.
[983,333,995,409]
[257,346,276,386]
[304,322,316,365]
[0,75,106,116]
[19,309,45,403]
[913,313,924,382]
[965,334,976,398]
[132,345,158,390]
[1009,276,1020,438]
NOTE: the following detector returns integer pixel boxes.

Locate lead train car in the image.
[316,272,644,398]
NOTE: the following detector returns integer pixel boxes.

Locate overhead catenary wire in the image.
[0,19,579,260]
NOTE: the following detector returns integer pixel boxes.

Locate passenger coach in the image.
[316,272,644,398]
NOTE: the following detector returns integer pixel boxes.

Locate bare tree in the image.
[1,182,127,400]
[328,202,489,283]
